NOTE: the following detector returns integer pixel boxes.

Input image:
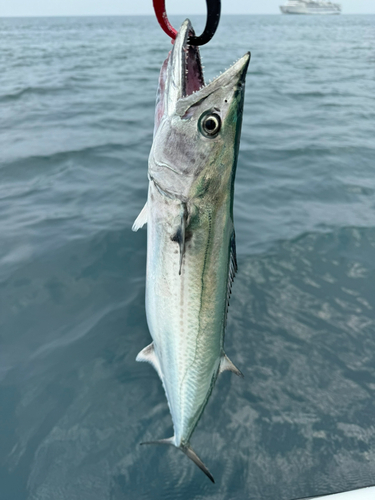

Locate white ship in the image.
[280,0,342,15]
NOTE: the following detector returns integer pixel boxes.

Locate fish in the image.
[132,19,250,483]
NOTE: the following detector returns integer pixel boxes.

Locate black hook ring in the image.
[189,0,221,46]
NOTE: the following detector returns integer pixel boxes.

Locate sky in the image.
[1,0,374,17]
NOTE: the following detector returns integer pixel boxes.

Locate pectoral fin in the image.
[219,354,244,378]
[171,202,188,275]
[132,202,148,232]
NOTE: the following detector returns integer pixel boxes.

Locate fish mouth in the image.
[168,19,250,106]
[170,19,205,98]
[155,19,250,126]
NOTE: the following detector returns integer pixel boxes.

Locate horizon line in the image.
[1,12,373,17]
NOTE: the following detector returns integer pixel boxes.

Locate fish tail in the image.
[180,442,215,483]
[140,437,215,483]
[140,437,175,447]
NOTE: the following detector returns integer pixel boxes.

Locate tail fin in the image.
[140,437,215,483]
[180,443,215,483]
[140,437,174,446]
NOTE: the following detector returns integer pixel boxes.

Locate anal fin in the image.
[136,342,163,380]
[132,202,148,232]
[219,354,244,378]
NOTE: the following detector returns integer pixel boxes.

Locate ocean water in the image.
[1,13,375,500]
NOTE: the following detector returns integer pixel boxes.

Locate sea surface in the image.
[0,14,375,500]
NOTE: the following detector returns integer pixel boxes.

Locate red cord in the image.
[153,0,177,40]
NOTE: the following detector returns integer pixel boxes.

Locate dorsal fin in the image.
[219,354,244,378]
[225,231,238,328]
[132,202,148,232]
[136,342,163,380]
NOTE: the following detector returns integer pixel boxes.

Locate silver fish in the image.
[132,19,250,483]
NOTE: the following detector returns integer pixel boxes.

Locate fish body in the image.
[133,19,250,482]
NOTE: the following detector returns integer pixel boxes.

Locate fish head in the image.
[149,19,250,202]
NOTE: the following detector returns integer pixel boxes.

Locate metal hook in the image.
[152,0,221,46]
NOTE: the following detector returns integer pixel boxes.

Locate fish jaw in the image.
[150,19,250,203]
[154,19,205,129]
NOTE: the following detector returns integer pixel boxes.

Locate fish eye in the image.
[201,113,221,137]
